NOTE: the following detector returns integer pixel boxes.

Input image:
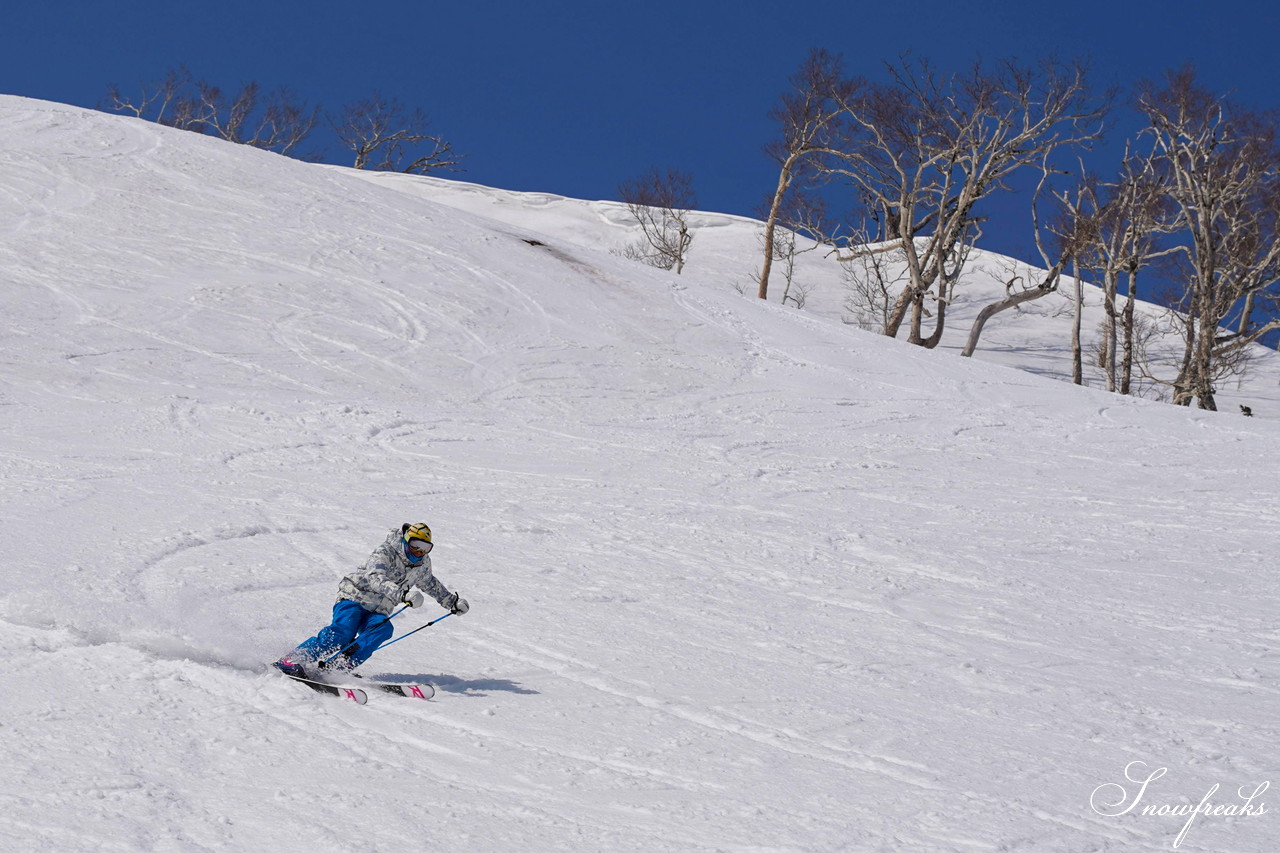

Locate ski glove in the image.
[402,589,425,608]
[444,592,469,615]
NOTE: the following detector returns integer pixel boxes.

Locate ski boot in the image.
[317,652,362,678]
[273,655,311,678]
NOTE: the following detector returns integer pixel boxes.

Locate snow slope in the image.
[1,96,1276,852]
[349,170,1280,416]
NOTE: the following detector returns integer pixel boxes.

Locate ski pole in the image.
[352,611,452,668]
[322,603,410,665]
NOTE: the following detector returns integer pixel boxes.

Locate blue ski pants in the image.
[295,600,395,666]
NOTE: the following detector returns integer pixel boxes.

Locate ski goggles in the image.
[406,539,433,557]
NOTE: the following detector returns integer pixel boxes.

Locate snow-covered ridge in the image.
[2,96,1276,852]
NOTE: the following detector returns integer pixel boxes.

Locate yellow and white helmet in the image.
[402,522,433,564]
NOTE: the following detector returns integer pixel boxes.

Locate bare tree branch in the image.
[331,93,463,174]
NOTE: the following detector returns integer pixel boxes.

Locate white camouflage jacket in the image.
[336,526,454,615]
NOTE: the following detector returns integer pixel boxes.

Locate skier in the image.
[274,522,469,677]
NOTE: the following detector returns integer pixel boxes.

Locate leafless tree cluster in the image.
[1046,69,1280,408]
[759,51,1108,352]
[758,52,1280,409]
[616,168,697,274]
[104,68,462,174]
[1132,69,1280,409]
[1056,143,1174,392]
[106,67,320,158]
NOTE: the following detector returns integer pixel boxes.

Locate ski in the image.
[368,681,435,700]
[273,660,431,702]
[280,671,369,705]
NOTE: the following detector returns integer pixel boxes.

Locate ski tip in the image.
[403,683,435,700]
[373,681,435,700]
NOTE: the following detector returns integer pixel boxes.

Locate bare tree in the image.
[818,57,1107,348]
[617,168,697,274]
[1121,310,1170,400]
[1072,143,1174,392]
[331,93,462,174]
[1137,68,1280,409]
[841,232,910,330]
[196,81,320,156]
[757,49,855,300]
[245,86,321,156]
[105,68,319,157]
[104,66,195,127]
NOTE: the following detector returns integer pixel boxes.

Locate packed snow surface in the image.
[1,96,1277,852]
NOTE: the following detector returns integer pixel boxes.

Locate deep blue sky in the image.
[3,0,1277,266]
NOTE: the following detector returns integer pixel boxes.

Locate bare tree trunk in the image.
[1071,259,1084,385]
[962,270,1061,357]
[1102,268,1119,392]
[884,286,917,339]
[920,296,947,349]
[1120,269,1137,395]
[674,223,692,275]
[907,292,925,345]
[1191,294,1220,410]
[758,159,795,300]
[919,265,963,350]
[1238,291,1256,335]
[1172,306,1199,406]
